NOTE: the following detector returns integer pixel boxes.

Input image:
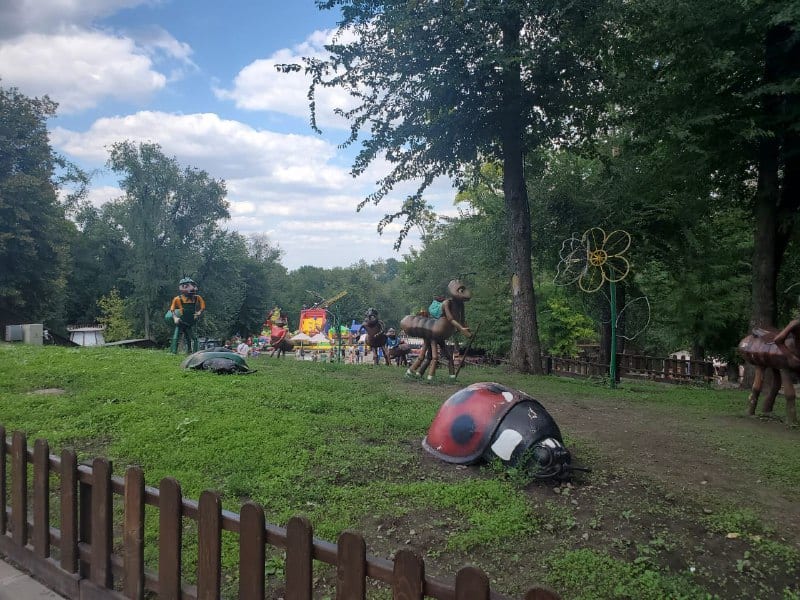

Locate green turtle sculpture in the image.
[180,348,255,374]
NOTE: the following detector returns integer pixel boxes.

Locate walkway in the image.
[0,559,65,599]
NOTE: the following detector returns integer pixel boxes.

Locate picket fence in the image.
[0,427,560,600]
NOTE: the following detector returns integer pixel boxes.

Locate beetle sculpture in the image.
[181,348,254,374]
[363,308,391,365]
[423,382,585,480]
[737,321,799,425]
[401,279,472,379]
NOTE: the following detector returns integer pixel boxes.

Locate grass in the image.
[0,343,798,599]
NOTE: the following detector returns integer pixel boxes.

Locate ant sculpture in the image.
[737,317,799,425]
[401,279,472,379]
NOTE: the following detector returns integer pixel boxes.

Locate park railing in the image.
[543,354,716,384]
[0,426,560,600]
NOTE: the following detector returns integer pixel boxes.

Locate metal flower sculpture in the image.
[555,228,631,291]
[555,228,633,388]
[578,228,631,293]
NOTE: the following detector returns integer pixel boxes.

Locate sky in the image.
[0,0,458,271]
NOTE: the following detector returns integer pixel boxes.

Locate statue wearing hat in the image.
[167,277,206,353]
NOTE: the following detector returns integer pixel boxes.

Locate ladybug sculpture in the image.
[423,382,584,480]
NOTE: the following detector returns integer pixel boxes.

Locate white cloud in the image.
[86,185,122,208]
[50,111,342,181]
[214,30,355,130]
[0,0,154,39]
[0,29,168,113]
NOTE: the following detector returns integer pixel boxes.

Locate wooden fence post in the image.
[239,502,266,600]
[12,431,27,546]
[79,464,93,580]
[159,477,183,600]
[197,490,222,600]
[33,439,50,558]
[123,466,145,600]
[91,457,113,589]
[286,516,313,600]
[393,549,424,599]
[524,587,562,600]
[336,531,366,600]
[0,425,8,535]
[455,566,489,599]
[0,426,6,536]
[60,449,78,574]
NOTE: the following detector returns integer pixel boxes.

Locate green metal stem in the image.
[610,280,617,388]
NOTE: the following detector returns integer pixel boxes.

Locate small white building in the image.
[67,325,105,346]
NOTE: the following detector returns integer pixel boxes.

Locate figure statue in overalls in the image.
[168,277,206,353]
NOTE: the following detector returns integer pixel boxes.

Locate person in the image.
[169,277,206,353]
[236,339,250,357]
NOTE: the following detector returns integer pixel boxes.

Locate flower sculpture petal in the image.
[578,228,631,293]
[554,233,588,286]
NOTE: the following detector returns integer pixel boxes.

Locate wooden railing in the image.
[0,426,560,599]
[543,354,716,384]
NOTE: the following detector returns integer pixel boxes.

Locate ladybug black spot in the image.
[451,414,477,445]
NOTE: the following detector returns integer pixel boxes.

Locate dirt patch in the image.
[337,389,800,599]
[29,388,66,395]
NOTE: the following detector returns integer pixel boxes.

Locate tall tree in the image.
[301,0,609,373]
[612,0,800,328]
[107,141,229,337]
[0,85,73,325]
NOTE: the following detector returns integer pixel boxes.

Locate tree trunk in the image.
[744,24,792,388]
[500,10,543,374]
[143,306,151,340]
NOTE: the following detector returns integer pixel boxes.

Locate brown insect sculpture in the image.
[363,308,391,365]
[401,279,472,379]
[737,320,799,425]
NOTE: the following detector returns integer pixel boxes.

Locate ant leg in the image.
[780,369,797,425]
[747,367,763,415]
[427,342,440,379]
[762,367,781,413]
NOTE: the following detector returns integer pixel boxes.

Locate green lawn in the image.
[1,344,797,599]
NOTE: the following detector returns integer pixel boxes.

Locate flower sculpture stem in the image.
[610,281,618,388]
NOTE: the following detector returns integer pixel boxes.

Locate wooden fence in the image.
[543,354,716,384]
[0,426,560,600]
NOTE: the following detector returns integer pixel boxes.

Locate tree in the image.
[106,141,229,338]
[96,288,133,342]
[611,0,800,329]
[0,85,73,325]
[301,0,611,373]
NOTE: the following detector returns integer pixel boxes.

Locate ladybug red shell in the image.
[422,382,561,465]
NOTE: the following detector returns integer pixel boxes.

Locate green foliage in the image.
[0,85,73,324]
[105,141,229,337]
[96,288,133,342]
[540,294,598,357]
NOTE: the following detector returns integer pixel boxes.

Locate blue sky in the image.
[0,0,457,270]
